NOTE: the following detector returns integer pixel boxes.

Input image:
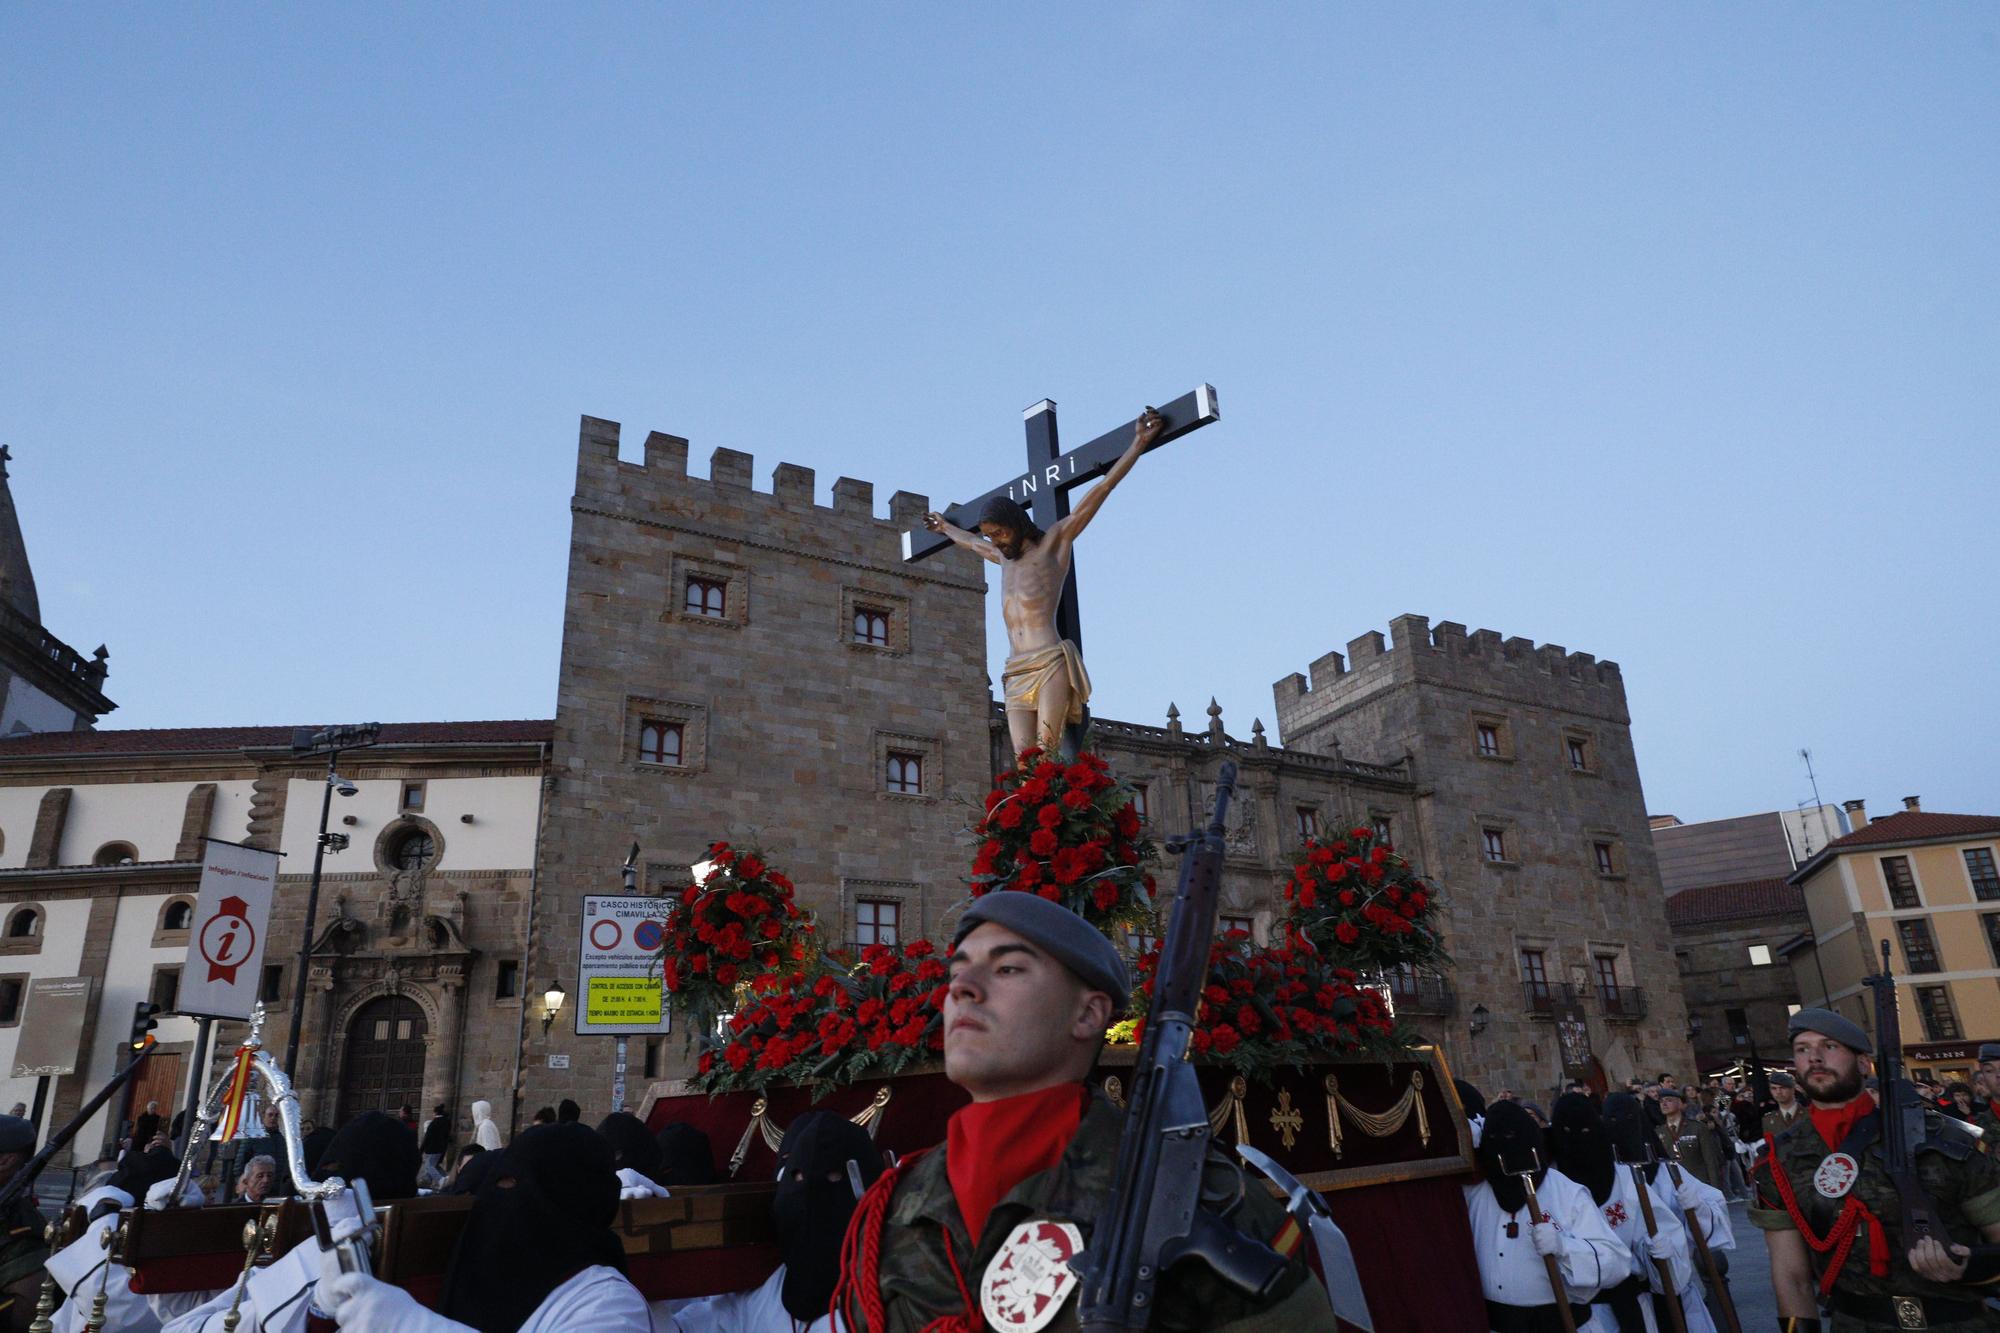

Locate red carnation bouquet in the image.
[659,842,816,1033]
[968,748,1157,934]
[690,938,951,1095]
[1124,933,1400,1080]
[1285,827,1447,973]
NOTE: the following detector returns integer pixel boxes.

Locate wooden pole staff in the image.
[1509,1151,1577,1333]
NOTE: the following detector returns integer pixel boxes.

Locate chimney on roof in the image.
[1843,799,1867,830]
[1902,796,1921,813]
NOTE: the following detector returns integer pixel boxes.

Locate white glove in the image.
[1646,1229,1674,1260]
[144,1176,204,1209]
[314,1217,366,1305]
[615,1167,670,1200]
[1530,1220,1562,1257]
[317,1271,449,1327]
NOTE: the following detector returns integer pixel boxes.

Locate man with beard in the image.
[1753,1008,2000,1331]
[314,1121,651,1331]
[923,407,1165,759]
[1549,1093,1692,1333]
[1464,1097,1625,1332]
[830,891,1331,1331]
[663,1110,884,1331]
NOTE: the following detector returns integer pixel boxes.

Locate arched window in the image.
[93,842,138,867]
[162,899,194,932]
[6,908,41,940]
[389,830,436,873]
[638,720,683,767]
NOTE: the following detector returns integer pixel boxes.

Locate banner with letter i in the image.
[179,838,282,1022]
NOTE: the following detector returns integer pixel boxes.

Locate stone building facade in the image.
[0,449,114,736]
[528,417,1698,1110]
[1664,877,1809,1076]
[0,721,549,1163]
[1272,615,1693,1091]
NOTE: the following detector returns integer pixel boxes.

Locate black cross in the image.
[901,384,1220,659]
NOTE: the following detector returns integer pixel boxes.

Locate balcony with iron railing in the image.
[1596,984,1647,1021]
[1387,971,1455,1016]
[1522,980,1573,1018]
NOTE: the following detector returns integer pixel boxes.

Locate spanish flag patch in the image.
[1271,1215,1303,1259]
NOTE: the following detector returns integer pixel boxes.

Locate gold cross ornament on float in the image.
[1269,1088,1304,1150]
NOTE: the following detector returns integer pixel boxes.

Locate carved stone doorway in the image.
[337,994,428,1126]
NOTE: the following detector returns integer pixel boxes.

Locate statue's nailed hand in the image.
[1135,406,1166,446]
[923,511,946,533]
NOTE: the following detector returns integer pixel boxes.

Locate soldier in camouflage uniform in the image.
[1753,1010,2000,1332]
[833,892,1335,1332]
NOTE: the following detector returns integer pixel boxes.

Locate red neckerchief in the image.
[1808,1090,1876,1152]
[946,1081,1087,1245]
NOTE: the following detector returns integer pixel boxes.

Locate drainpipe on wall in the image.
[507,744,549,1139]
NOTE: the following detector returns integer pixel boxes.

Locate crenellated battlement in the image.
[1274,613,1627,739]
[574,415,935,530]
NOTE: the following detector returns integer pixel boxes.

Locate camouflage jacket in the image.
[1750,1107,2000,1319]
[860,1091,1336,1332]
[1974,1100,2000,1144]
[0,1191,45,1293]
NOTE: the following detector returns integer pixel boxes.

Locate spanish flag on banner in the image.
[216,1045,257,1142]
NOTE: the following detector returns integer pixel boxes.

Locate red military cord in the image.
[1759,1133,1891,1297]
[833,1148,981,1332]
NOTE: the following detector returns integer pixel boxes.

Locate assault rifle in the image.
[1074,762,1289,1331]
[1864,939,1986,1255]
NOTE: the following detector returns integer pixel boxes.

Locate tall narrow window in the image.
[1566,737,1591,771]
[495,959,520,1000]
[855,899,901,947]
[0,979,22,1025]
[1294,807,1317,841]
[1882,856,1921,909]
[1482,828,1508,863]
[1125,926,1160,955]
[1593,842,1616,876]
[638,720,684,767]
[1593,954,1621,1004]
[1520,948,1550,1002]
[1965,848,2000,902]
[162,900,194,932]
[685,577,726,618]
[1917,985,1962,1041]
[1130,785,1149,823]
[885,752,923,795]
[1897,918,1941,973]
[1476,724,1501,758]
[1372,815,1393,846]
[402,783,425,812]
[151,966,181,1012]
[853,609,890,646]
[1982,912,2000,967]
[1219,914,1254,939]
[261,965,285,1004]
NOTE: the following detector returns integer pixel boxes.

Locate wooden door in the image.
[337,997,428,1126]
[123,1052,183,1141]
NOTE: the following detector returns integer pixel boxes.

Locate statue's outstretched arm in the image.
[1055,406,1165,544]
[923,512,1003,563]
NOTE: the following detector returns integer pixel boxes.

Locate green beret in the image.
[1768,1071,1795,1088]
[1787,1007,1871,1055]
[953,892,1130,1011]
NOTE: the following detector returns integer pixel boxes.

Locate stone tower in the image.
[1275,614,1690,1091]
[0,448,114,734]
[526,418,992,1113]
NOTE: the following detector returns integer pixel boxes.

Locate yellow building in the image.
[1785,797,2000,1083]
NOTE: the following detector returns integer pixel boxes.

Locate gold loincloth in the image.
[1001,640,1091,727]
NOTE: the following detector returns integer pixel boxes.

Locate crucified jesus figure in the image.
[926,406,1167,762]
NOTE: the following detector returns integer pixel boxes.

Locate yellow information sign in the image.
[584,976,664,1027]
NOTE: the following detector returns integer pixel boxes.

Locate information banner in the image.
[11,976,93,1077]
[575,895,672,1036]
[178,838,281,1021]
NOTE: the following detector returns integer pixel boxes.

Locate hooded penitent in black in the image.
[1549,1093,1615,1207]
[1455,1079,1488,1124]
[654,1121,718,1186]
[774,1111,885,1322]
[315,1110,420,1201]
[596,1112,667,1185]
[444,1146,498,1197]
[107,1145,179,1201]
[437,1123,627,1333]
[1477,1099,1547,1216]
[1603,1093,1665,1186]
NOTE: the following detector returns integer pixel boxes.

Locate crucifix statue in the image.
[904,385,1220,760]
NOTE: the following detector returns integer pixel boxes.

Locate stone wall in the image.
[525,418,993,1117]
[1274,613,1693,1094]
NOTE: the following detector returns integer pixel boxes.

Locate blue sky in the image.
[4,5,1994,824]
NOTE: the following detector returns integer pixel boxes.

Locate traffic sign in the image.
[576,895,672,1036]
[179,839,281,1021]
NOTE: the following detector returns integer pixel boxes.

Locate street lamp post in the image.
[283,724,379,1080]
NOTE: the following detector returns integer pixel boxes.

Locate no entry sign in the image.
[576,895,672,1036]
[179,839,281,1021]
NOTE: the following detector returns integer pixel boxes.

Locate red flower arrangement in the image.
[1124,933,1400,1080]
[1284,827,1447,973]
[659,842,816,1029]
[968,748,1157,933]
[690,938,951,1095]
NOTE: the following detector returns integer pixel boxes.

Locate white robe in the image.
[1577,1168,1695,1333]
[1661,1164,1735,1333]
[45,1188,159,1333]
[1465,1168,1626,1330]
[658,1266,841,1332]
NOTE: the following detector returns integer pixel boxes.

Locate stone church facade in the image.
[528,417,1694,1112]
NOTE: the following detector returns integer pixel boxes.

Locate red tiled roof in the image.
[0,720,554,757]
[1820,810,2000,851]
[1665,877,1806,927]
